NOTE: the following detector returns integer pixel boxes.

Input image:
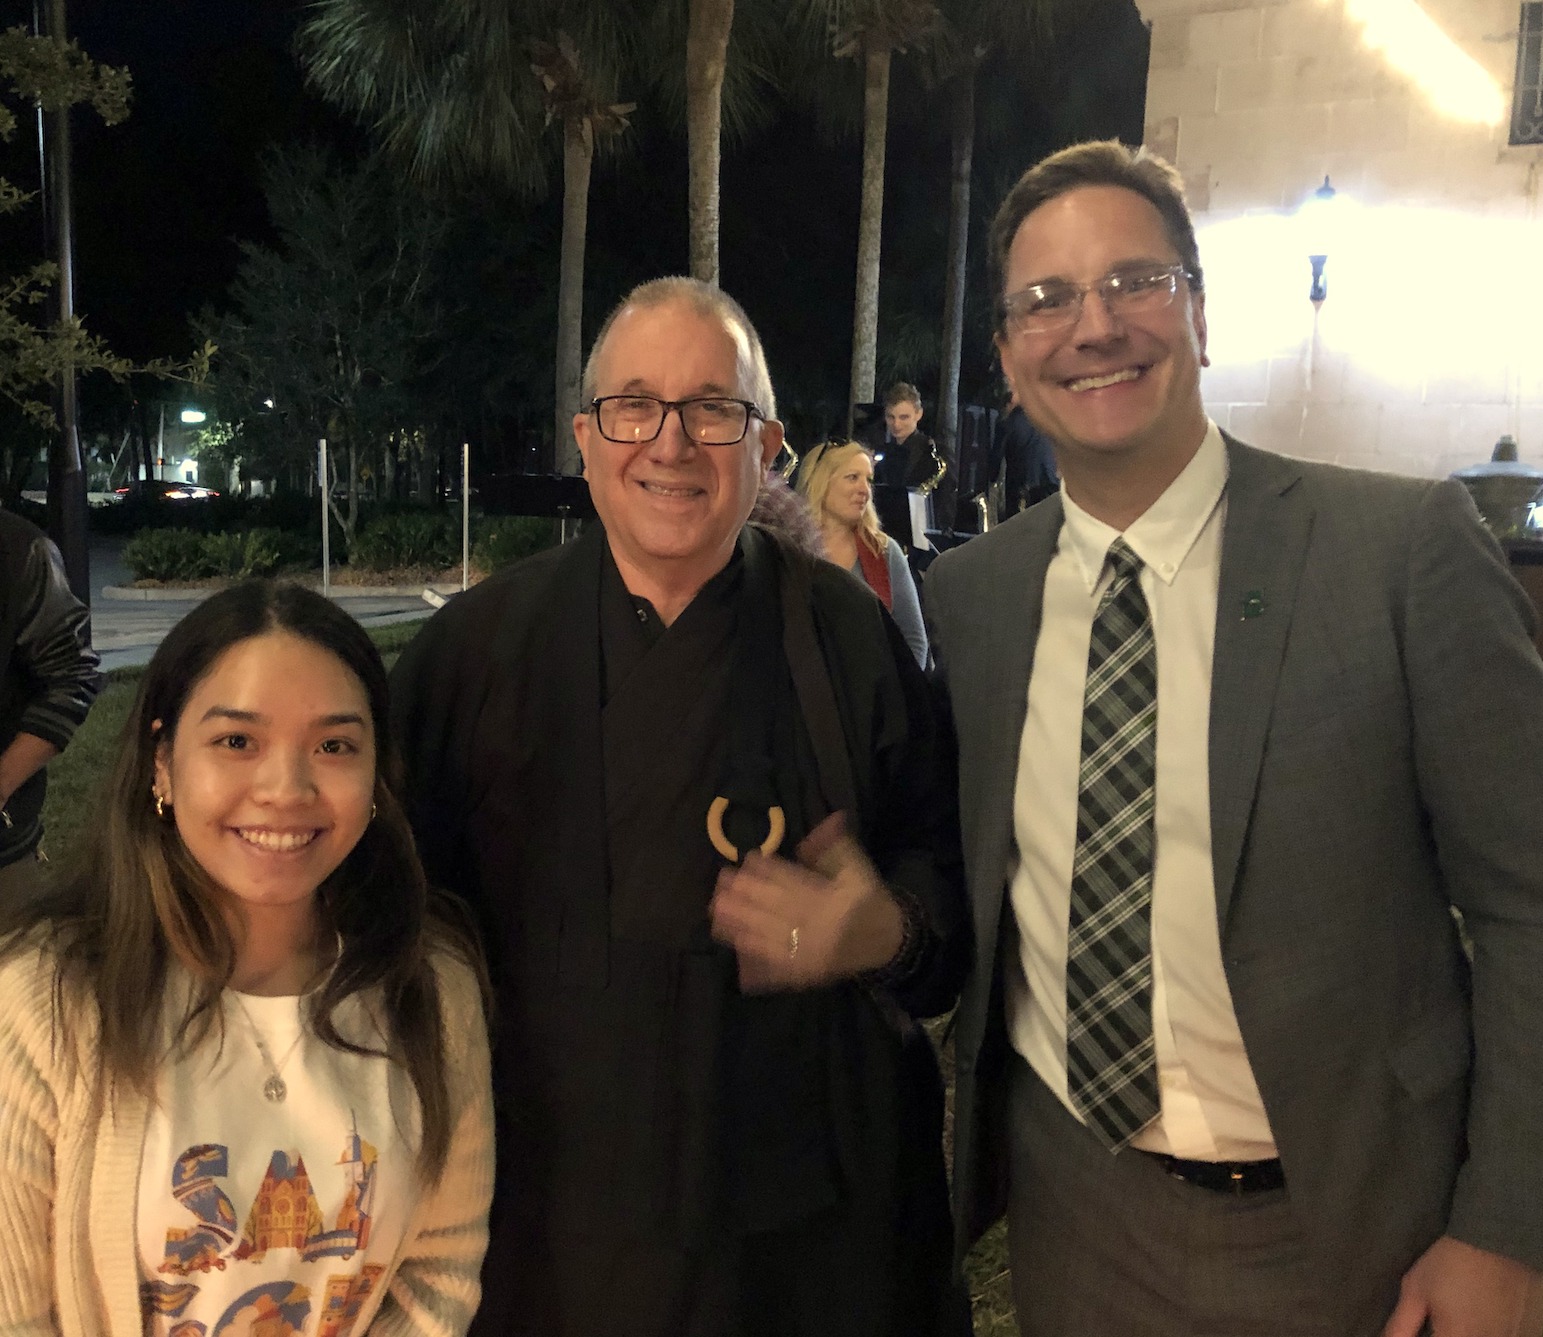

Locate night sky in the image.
[5,0,1150,428]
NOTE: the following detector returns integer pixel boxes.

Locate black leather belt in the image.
[1142,1152,1285,1194]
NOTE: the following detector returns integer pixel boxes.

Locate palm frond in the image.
[297,0,642,198]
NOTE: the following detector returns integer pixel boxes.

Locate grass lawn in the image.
[39,619,1019,1333]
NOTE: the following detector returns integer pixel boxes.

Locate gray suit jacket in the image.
[925,436,1543,1303]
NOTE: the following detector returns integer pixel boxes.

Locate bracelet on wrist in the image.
[858,885,928,990]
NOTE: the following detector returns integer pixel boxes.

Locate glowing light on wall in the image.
[1197,203,1543,394]
[1330,0,1505,124]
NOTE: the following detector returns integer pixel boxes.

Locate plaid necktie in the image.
[1066,538,1160,1151]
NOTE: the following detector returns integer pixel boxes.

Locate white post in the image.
[461,442,471,591]
[319,438,330,598]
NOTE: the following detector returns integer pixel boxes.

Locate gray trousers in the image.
[1005,1054,1391,1337]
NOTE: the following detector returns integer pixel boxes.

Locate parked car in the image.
[113,480,220,501]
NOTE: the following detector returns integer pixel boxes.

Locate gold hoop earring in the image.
[154,792,167,819]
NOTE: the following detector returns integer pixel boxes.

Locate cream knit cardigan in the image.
[0,945,494,1337]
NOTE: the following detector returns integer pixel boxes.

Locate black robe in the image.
[391,524,972,1337]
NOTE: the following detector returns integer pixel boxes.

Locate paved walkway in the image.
[85,536,438,672]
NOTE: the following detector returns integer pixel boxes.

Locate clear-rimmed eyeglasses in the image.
[589,395,765,445]
[1000,262,1197,337]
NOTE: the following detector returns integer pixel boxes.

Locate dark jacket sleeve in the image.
[812,562,971,1020]
[389,596,487,900]
[7,535,102,752]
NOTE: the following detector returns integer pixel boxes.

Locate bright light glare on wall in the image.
[1331,0,1505,124]
[1198,204,1543,393]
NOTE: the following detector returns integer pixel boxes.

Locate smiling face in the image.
[822,450,874,531]
[995,184,1209,482]
[573,299,784,593]
[884,400,922,443]
[153,630,376,926]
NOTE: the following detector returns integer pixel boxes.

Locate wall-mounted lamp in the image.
[1299,176,1339,306]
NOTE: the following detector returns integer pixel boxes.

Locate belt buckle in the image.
[1229,1165,1246,1195]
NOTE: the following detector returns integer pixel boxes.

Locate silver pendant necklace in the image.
[231,994,305,1103]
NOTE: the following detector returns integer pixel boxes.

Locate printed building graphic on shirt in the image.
[211,1280,310,1337]
[304,1116,378,1259]
[160,1144,238,1275]
[234,1152,325,1260]
[315,1266,384,1337]
[145,1121,386,1337]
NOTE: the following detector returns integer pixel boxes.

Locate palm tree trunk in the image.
[937,66,974,479]
[848,41,891,433]
[686,0,734,284]
[555,113,594,476]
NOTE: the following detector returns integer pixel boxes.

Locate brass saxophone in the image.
[915,440,947,496]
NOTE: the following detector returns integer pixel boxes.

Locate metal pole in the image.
[39,0,90,606]
[461,441,470,591]
[319,438,330,598]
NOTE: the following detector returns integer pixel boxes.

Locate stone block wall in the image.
[1135,0,1543,477]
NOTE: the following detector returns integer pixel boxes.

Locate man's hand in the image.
[708,812,905,992]
[0,733,58,816]
[1382,1236,1543,1337]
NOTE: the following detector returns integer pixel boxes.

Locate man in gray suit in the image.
[925,139,1543,1336]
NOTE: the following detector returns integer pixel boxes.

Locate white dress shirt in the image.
[1006,421,1278,1160]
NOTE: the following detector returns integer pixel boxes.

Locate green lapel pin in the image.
[1241,590,1267,620]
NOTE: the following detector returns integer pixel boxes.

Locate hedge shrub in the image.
[121,527,315,582]
[121,528,212,581]
[202,528,313,579]
[349,512,458,571]
[473,515,558,572]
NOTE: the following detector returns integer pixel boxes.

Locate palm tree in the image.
[685,0,735,284]
[930,0,1062,472]
[298,1,635,474]
[639,0,780,286]
[784,1,940,429]
[829,2,940,425]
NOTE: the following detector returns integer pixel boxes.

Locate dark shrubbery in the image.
[121,527,315,582]
[120,528,213,581]
[474,515,558,571]
[348,512,458,571]
[92,491,346,548]
[116,503,560,583]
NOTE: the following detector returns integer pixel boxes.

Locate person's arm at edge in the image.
[2,538,102,812]
[1382,480,1543,1335]
[885,536,929,669]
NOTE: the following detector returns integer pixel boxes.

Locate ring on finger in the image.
[787,926,800,959]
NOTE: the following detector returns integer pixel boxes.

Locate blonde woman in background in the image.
[799,441,929,667]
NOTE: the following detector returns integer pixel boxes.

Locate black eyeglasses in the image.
[1001,262,1197,336]
[589,395,765,445]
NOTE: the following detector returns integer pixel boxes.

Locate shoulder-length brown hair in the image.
[797,440,886,559]
[0,580,481,1183]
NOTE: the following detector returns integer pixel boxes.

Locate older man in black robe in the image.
[390,277,972,1337]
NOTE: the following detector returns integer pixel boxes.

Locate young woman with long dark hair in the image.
[0,580,492,1337]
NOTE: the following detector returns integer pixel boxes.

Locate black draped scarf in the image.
[465,526,841,1242]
